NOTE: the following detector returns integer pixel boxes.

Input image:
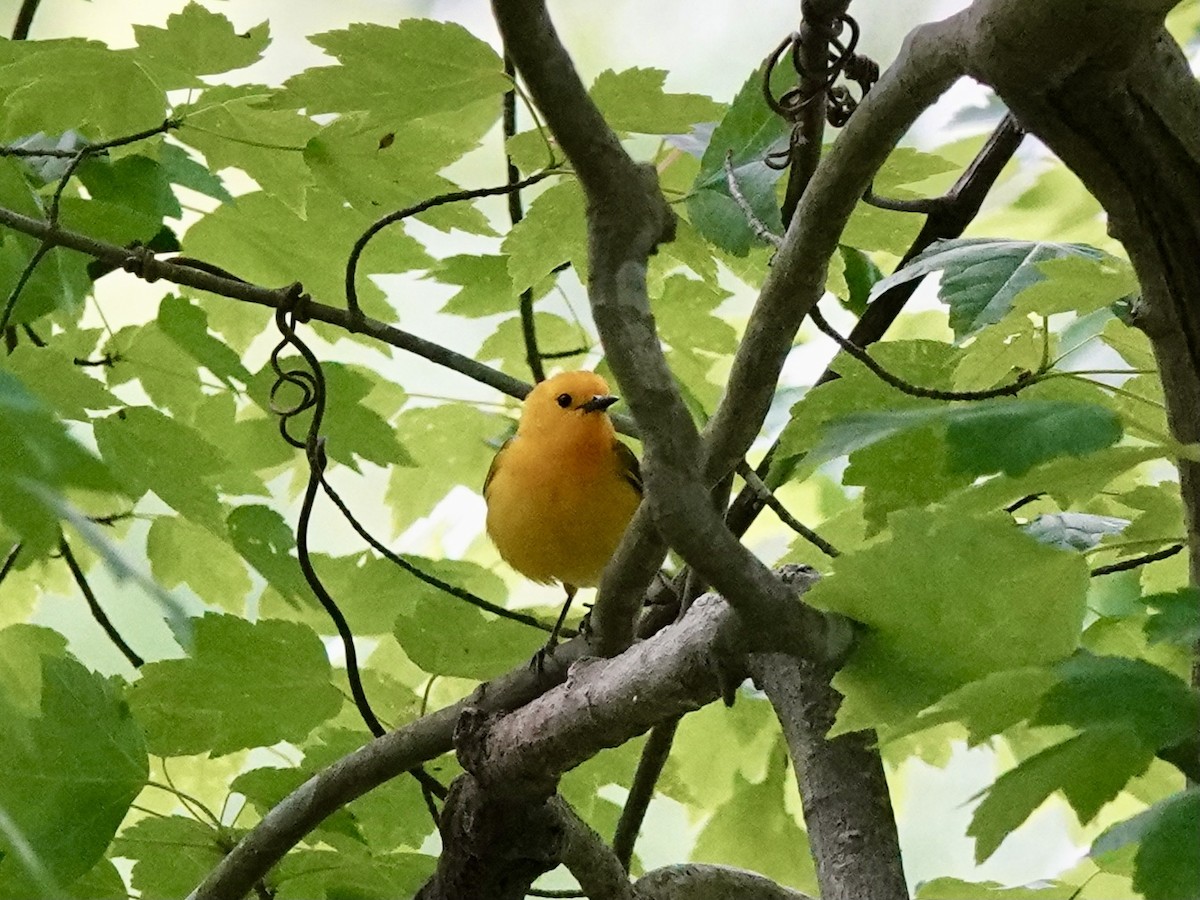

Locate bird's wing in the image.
[614,440,643,496]
[483,437,514,498]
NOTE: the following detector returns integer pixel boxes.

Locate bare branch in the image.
[737,462,840,558]
[0,204,530,401]
[59,538,143,669]
[504,52,547,383]
[1090,543,1184,577]
[11,0,42,41]
[612,717,679,871]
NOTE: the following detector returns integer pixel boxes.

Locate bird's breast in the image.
[485,436,640,588]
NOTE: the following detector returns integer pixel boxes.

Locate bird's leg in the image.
[532,583,577,673]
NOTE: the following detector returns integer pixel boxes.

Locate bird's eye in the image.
[556,393,572,408]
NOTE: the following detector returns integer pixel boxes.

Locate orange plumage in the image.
[484,371,641,614]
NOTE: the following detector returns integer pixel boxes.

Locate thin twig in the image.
[737,462,840,558]
[724,152,784,247]
[318,474,554,633]
[345,171,555,317]
[613,717,680,871]
[1090,543,1184,576]
[58,537,144,668]
[0,243,51,334]
[505,52,546,383]
[809,304,1037,400]
[0,543,21,587]
[1005,493,1044,514]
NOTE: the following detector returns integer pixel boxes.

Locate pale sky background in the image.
[1,0,1141,893]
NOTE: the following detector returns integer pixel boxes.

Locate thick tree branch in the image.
[954,0,1200,728]
[635,863,815,900]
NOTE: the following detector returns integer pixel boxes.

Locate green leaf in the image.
[227,505,310,606]
[156,141,233,203]
[128,614,342,756]
[177,85,315,214]
[112,817,224,900]
[870,239,1109,340]
[273,847,435,900]
[103,322,205,418]
[93,407,230,531]
[691,748,817,893]
[833,245,884,316]
[886,667,1058,747]
[0,644,146,894]
[3,345,115,420]
[776,339,961,470]
[590,67,724,134]
[503,180,588,294]
[0,371,116,554]
[686,66,787,255]
[1010,254,1138,318]
[393,561,544,679]
[232,764,363,844]
[279,20,507,124]
[157,295,252,386]
[247,362,414,471]
[127,2,270,89]
[1142,589,1200,646]
[479,313,585,379]
[1091,788,1200,900]
[809,400,1123,477]
[916,877,1077,899]
[0,160,91,325]
[654,274,736,355]
[969,727,1155,862]
[806,509,1088,733]
[0,46,164,142]
[386,405,514,534]
[303,113,494,233]
[147,516,252,611]
[183,186,430,321]
[77,153,181,220]
[300,728,436,851]
[1034,655,1200,751]
[435,255,517,317]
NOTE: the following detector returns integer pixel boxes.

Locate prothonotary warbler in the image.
[484,370,642,658]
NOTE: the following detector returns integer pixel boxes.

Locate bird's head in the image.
[517,370,620,439]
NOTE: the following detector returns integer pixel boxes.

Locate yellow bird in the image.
[484,370,642,653]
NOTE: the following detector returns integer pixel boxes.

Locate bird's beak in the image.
[581,394,619,413]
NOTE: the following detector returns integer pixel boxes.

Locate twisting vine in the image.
[267,292,446,817]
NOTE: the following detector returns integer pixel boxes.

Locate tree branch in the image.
[59,537,144,669]
[0,204,530,401]
[954,0,1200,736]
[612,716,679,871]
[503,51,547,383]
[11,0,41,40]
[635,863,815,900]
